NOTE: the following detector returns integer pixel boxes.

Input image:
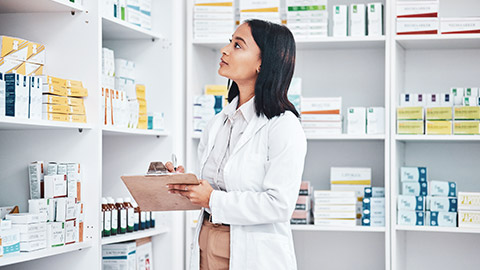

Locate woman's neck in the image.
[236,82,255,109]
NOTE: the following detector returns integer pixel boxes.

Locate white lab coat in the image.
[189,102,307,270]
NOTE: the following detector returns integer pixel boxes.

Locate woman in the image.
[168,19,307,270]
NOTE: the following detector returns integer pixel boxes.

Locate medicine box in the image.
[295,196,310,211]
[362,216,385,227]
[429,181,456,197]
[349,4,366,36]
[402,182,428,196]
[426,94,441,107]
[347,107,366,135]
[291,210,311,225]
[55,198,67,222]
[426,107,452,120]
[330,167,371,185]
[458,192,480,211]
[364,187,384,198]
[299,181,311,196]
[396,1,439,18]
[314,197,358,205]
[426,196,457,212]
[367,3,383,36]
[26,41,46,65]
[397,210,425,226]
[301,97,342,114]
[362,197,385,210]
[333,5,348,37]
[465,87,479,97]
[103,242,137,270]
[459,210,480,228]
[11,223,47,234]
[47,222,65,247]
[314,190,356,198]
[440,93,453,106]
[454,106,480,120]
[28,161,44,200]
[426,211,457,227]
[19,239,46,252]
[1,228,20,255]
[426,120,452,135]
[5,213,45,224]
[19,230,47,242]
[401,167,427,182]
[454,121,480,135]
[397,18,439,35]
[362,207,385,219]
[44,174,67,199]
[0,36,29,61]
[29,76,43,120]
[366,107,385,134]
[29,198,55,222]
[398,195,425,211]
[397,107,424,120]
[65,220,76,245]
[441,17,480,35]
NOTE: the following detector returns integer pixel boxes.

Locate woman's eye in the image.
[229,39,232,43]
[235,43,241,49]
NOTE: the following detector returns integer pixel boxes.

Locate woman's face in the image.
[218,23,261,84]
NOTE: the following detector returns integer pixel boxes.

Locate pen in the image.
[172,153,177,172]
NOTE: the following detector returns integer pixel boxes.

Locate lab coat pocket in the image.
[246,232,294,270]
[241,154,266,188]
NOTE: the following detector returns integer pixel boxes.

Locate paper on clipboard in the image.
[121,162,202,211]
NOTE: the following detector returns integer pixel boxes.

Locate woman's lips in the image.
[220,58,228,66]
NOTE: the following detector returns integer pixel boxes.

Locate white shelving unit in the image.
[0,1,185,269]
[101,227,169,246]
[185,0,390,269]
[390,1,480,270]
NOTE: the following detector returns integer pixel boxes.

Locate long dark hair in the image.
[227,19,299,119]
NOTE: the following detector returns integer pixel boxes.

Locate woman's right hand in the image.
[165,161,185,173]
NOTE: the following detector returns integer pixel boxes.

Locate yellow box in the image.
[68,114,87,123]
[9,61,26,75]
[42,112,68,122]
[136,84,146,99]
[0,57,23,74]
[43,104,69,114]
[454,106,480,120]
[139,103,147,113]
[426,120,452,135]
[137,98,147,106]
[137,114,148,129]
[397,120,424,134]
[68,105,85,115]
[42,94,68,105]
[40,75,67,86]
[454,121,480,135]
[205,85,228,96]
[25,62,44,76]
[42,84,68,96]
[0,36,28,61]
[67,87,88,97]
[65,79,83,88]
[27,41,46,65]
[397,107,424,120]
[426,107,452,120]
[67,97,84,107]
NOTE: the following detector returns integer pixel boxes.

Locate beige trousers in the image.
[199,217,230,270]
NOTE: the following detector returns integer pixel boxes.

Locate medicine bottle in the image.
[150,212,155,228]
[140,207,146,230]
[132,201,140,231]
[124,198,135,233]
[116,198,127,234]
[102,198,111,237]
[145,210,151,229]
[108,197,118,236]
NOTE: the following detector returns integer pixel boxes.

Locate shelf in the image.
[396,225,480,234]
[307,134,385,141]
[395,34,480,50]
[291,225,385,232]
[102,126,168,137]
[0,117,92,131]
[0,0,83,13]
[102,227,169,245]
[193,36,386,50]
[102,16,162,40]
[0,242,91,267]
[395,134,480,142]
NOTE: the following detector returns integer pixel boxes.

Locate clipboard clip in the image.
[146,161,168,175]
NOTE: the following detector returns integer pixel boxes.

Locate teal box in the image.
[427,211,457,227]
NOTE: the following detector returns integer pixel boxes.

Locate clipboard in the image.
[121,162,202,211]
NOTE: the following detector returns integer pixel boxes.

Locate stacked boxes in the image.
[452,87,480,135]
[240,0,281,24]
[103,0,151,30]
[40,75,88,123]
[313,190,359,227]
[291,181,312,225]
[458,192,480,228]
[362,187,385,226]
[330,167,372,198]
[112,58,139,129]
[193,85,227,135]
[0,219,20,256]
[396,1,439,35]
[286,0,328,39]
[4,73,29,118]
[136,84,147,129]
[347,107,385,135]
[103,242,137,269]
[193,0,235,40]
[300,97,342,135]
[5,213,47,252]
[0,36,45,76]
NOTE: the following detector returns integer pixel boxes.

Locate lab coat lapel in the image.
[231,113,268,156]
[200,114,227,177]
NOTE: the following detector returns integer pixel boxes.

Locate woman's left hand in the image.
[167,180,214,208]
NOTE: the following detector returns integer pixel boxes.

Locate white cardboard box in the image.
[47,222,65,247]
[330,167,371,185]
[347,107,366,135]
[28,198,55,222]
[458,192,480,211]
[429,180,456,197]
[44,174,67,199]
[333,5,348,37]
[349,4,366,36]
[28,161,44,200]
[426,211,456,227]
[440,17,480,34]
[367,107,385,134]
[397,18,439,35]
[398,195,425,211]
[5,213,45,224]
[397,210,425,226]
[459,210,480,228]
[367,3,383,36]
[396,0,439,18]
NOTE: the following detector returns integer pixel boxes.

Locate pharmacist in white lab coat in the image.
[167,19,306,270]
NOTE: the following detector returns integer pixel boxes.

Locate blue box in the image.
[426,196,457,212]
[427,211,457,227]
[402,182,428,196]
[401,167,427,182]
[398,195,425,211]
[364,187,385,198]
[398,210,425,226]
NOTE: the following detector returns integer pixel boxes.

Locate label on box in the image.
[397,120,424,134]
[458,192,480,211]
[454,106,480,120]
[397,107,424,120]
[427,211,457,227]
[402,182,428,196]
[429,181,456,197]
[440,18,480,34]
[426,107,452,120]
[398,210,425,226]
[426,196,457,212]
[426,120,452,135]
[397,18,439,35]
[401,167,427,182]
[398,195,425,211]
[396,1,439,18]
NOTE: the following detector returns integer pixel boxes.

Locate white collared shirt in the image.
[202,96,256,191]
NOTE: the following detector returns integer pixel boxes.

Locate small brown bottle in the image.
[102,198,111,237]
[124,198,134,233]
[115,198,127,234]
[132,201,140,231]
[108,197,118,236]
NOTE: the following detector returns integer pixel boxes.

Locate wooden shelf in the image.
[102,227,169,245]
[395,34,480,50]
[102,126,168,137]
[0,0,83,13]
[193,36,386,50]
[0,117,91,131]
[396,225,480,234]
[0,242,91,267]
[102,16,162,40]
[291,225,385,232]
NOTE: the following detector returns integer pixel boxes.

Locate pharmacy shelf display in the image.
[102,126,169,137]
[0,1,186,270]
[185,0,390,269]
[101,226,169,246]
[390,0,480,270]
